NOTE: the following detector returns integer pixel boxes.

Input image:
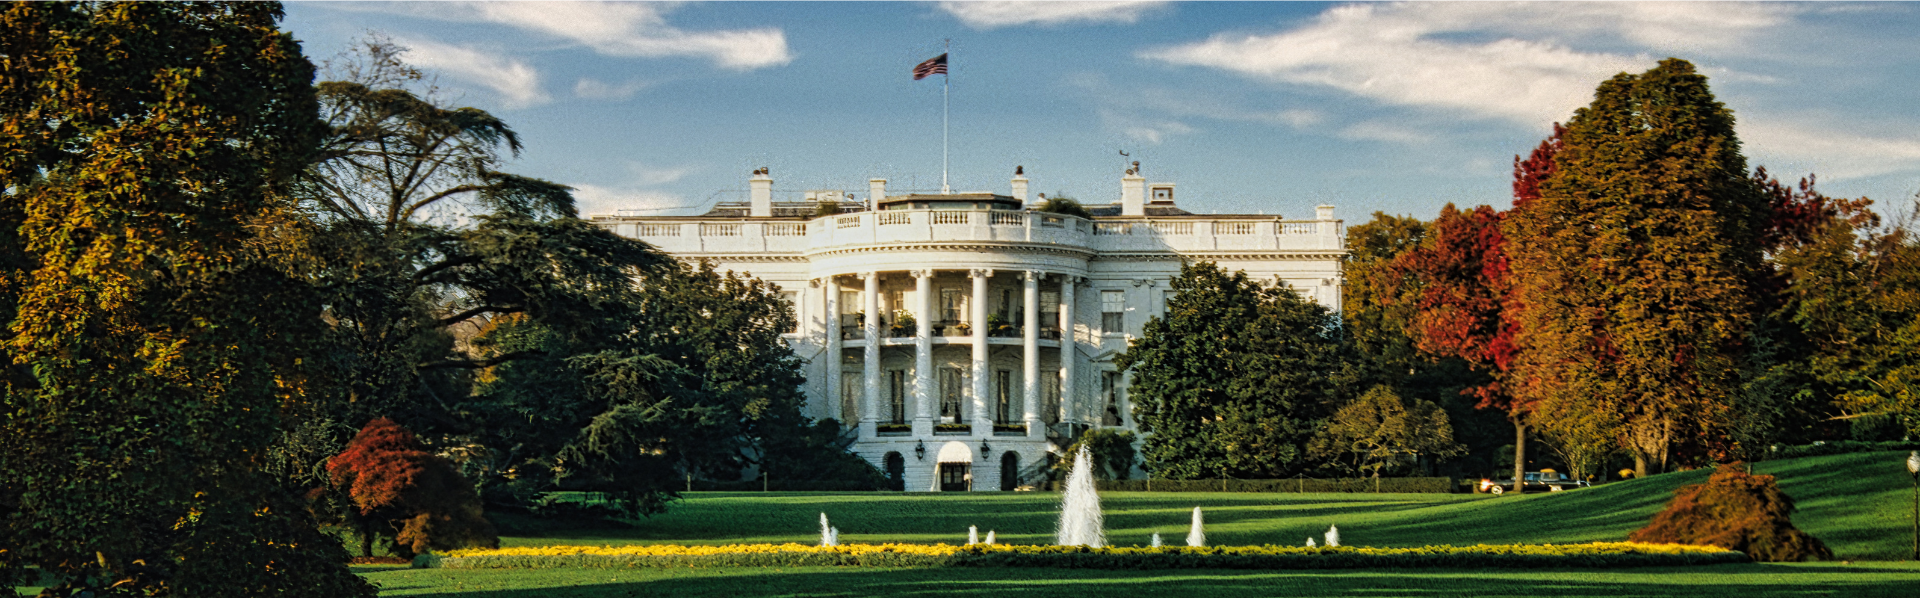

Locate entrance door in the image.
[939,463,971,492]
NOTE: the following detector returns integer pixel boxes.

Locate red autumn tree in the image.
[1397,203,1530,489]
[324,418,498,558]
[1629,464,1831,562]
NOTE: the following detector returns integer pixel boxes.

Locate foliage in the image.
[1505,59,1767,476]
[1058,477,1457,494]
[1053,429,1140,481]
[1034,195,1094,219]
[324,418,499,558]
[1313,386,1465,478]
[1629,464,1831,562]
[1341,212,1430,385]
[1119,262,1351,479]
[423,541,1743,570]
[0,3,374,596]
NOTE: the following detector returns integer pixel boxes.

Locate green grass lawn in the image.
[495,451,1920,560]
[356,562,1920,598]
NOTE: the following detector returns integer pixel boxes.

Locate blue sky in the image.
[282,1,1920,222]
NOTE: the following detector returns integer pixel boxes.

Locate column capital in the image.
[911,269,935,279]
[857,271,878,281]
[1022,270,1043,282]
[969,268,994,279]
[809,278,823,288]
[1131,278,1158,288]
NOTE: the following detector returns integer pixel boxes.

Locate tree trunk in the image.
[1633,451,1648,480]
[1512,419,1527,493]
[359,529,374,558]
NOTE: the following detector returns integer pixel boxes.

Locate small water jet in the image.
[1324,524,1340,547]
[1306,537,1316,548]
[819,513,837,547]
[1055,445,1105,547]
[985,530,996,545]
[1186,507,1205,547]
[968,525,980,545]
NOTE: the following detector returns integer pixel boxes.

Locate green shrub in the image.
[1047,477,1455,493]
[1629,464,1831,562]
[1764,441,1920,461]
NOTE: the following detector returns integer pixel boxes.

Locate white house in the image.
[588,164,1346,492]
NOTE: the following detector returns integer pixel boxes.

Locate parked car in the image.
[1477,471,1590,495]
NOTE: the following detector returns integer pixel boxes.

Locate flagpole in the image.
[941,39,950,194]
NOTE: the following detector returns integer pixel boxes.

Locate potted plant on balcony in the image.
[952,321,972,336]
[889,311,916,338]
[986,313,1015,337]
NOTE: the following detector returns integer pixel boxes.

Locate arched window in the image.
[1000,451,1021,491]
[883,452,905,491]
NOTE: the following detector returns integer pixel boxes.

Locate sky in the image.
[282,1,1920,223]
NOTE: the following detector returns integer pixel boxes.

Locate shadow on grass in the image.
[365,563,1920,598]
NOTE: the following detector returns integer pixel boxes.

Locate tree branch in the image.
[412,255,482,286]
[438,304,520,328]
[417,349,547,370]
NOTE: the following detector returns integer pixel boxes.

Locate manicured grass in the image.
[357,562,1920,597]
[495,451,1920,560]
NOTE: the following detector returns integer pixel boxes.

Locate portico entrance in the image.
[934,441,973,492]
[938,463,970,492]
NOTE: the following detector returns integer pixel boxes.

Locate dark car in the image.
[1477,471,1590,495]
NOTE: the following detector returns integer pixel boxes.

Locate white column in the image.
[824,277,841,423]
[970,269,991,436]
[862,272,880,438]
[1022,271,1040,438]
[913,270,934,436]
[1059,277,1077,427]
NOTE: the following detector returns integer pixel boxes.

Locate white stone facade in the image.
[589,167,1346,492]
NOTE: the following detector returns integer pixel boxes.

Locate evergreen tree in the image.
[1118,262,1350,479]
[0,3,372,595]
[1505,59,1767,476]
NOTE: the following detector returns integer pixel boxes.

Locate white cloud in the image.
[574,77,650,100]
[396,38,551,108]
[1740,120,1920,181]
[939,1,1170,29]
[1339,121,1433,145]
[462,2,791,70]
[570,184,698,217]
[1139,2,1800,128]
[1067,73,1322,143]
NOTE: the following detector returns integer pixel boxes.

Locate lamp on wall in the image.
[979,439,992,460]
[915,440,927,461]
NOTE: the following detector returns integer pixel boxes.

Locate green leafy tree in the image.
[1050,429,1140,481]
[1118,262,1350,479]
[1313,386,1465,478]
[1342,212,1429,384]
[1505,59,1767,477]
[0,3,372,595]
[1034,194,1094,219]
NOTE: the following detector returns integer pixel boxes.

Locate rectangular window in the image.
[941,288,966,324]
[887,370,907,424]
[994,370,1014,424]
[1040,290,1061,338]
[1102,371,1122,426]
[999,289,1014,321]
[840,290,861,329]
[1045,371,1062,424]
[886,290,904,323]
[840,372,862,423]
[940,368,966,423]
[1101,290,1125,334]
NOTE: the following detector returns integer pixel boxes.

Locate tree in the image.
[1034,194,1094,219]
[294,37,666,436]
[1119,262,1350,479]
[1050,429,1140,481]
[1312,386,1464,478]
[1341,212,1430,384]
[1629,464,1831,562]
[323,418,498,558]
[1505,59,1768,477]
[0,3,372,595]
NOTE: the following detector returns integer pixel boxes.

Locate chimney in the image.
[869,178,887,211]
[1121,162,1146,216]
[749,168,773,217]
[1316,204,1335,220]
[1011,166,1029,204]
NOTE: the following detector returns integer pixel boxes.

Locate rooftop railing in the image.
[592,209,1343,254]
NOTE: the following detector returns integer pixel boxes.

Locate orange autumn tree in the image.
[1630,464,1830,562]
[325,418,498,558]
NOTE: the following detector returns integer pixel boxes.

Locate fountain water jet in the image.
[1055,445,1105,547]
[1306,537,1316,548]
[1151,533,1163,548]
[819,513,837,547]
[968,525,979,545]
[1325,524,1340,547]
[1186,507,1205,547]
[985,530,996,545]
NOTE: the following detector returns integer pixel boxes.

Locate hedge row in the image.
[419,542,1745,570]
[1046,477,1456,494]
[1762,441,1920,461]
[690,480,883,492]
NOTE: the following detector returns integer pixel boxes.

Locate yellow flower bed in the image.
[445,542,967,558]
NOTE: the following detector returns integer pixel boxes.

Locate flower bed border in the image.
[416,542,1747,570]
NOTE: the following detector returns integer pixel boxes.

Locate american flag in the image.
[912,53,947,80]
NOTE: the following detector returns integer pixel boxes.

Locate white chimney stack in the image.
[1121,162,1146,217]
[1011,166,1029,204]
[869,178,887,210]
[1316,204,1335,220]
[749,168,773,217]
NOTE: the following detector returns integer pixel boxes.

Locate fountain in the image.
[1151,533,1163,547]
[1306,537,1316,548]
[819,513,838,547]
[985,530,996,545]
[1055,445,1106,547]
[1186,507,1205,547]
[1325,524,1340,547]
[968,525,979,545]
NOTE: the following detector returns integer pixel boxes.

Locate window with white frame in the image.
[840,372,862,423]
[1101,371,1123,426]
[939,367,967,423]
[941,288,966,324]
[887,370,907,424]
[1101,290,1125,334]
